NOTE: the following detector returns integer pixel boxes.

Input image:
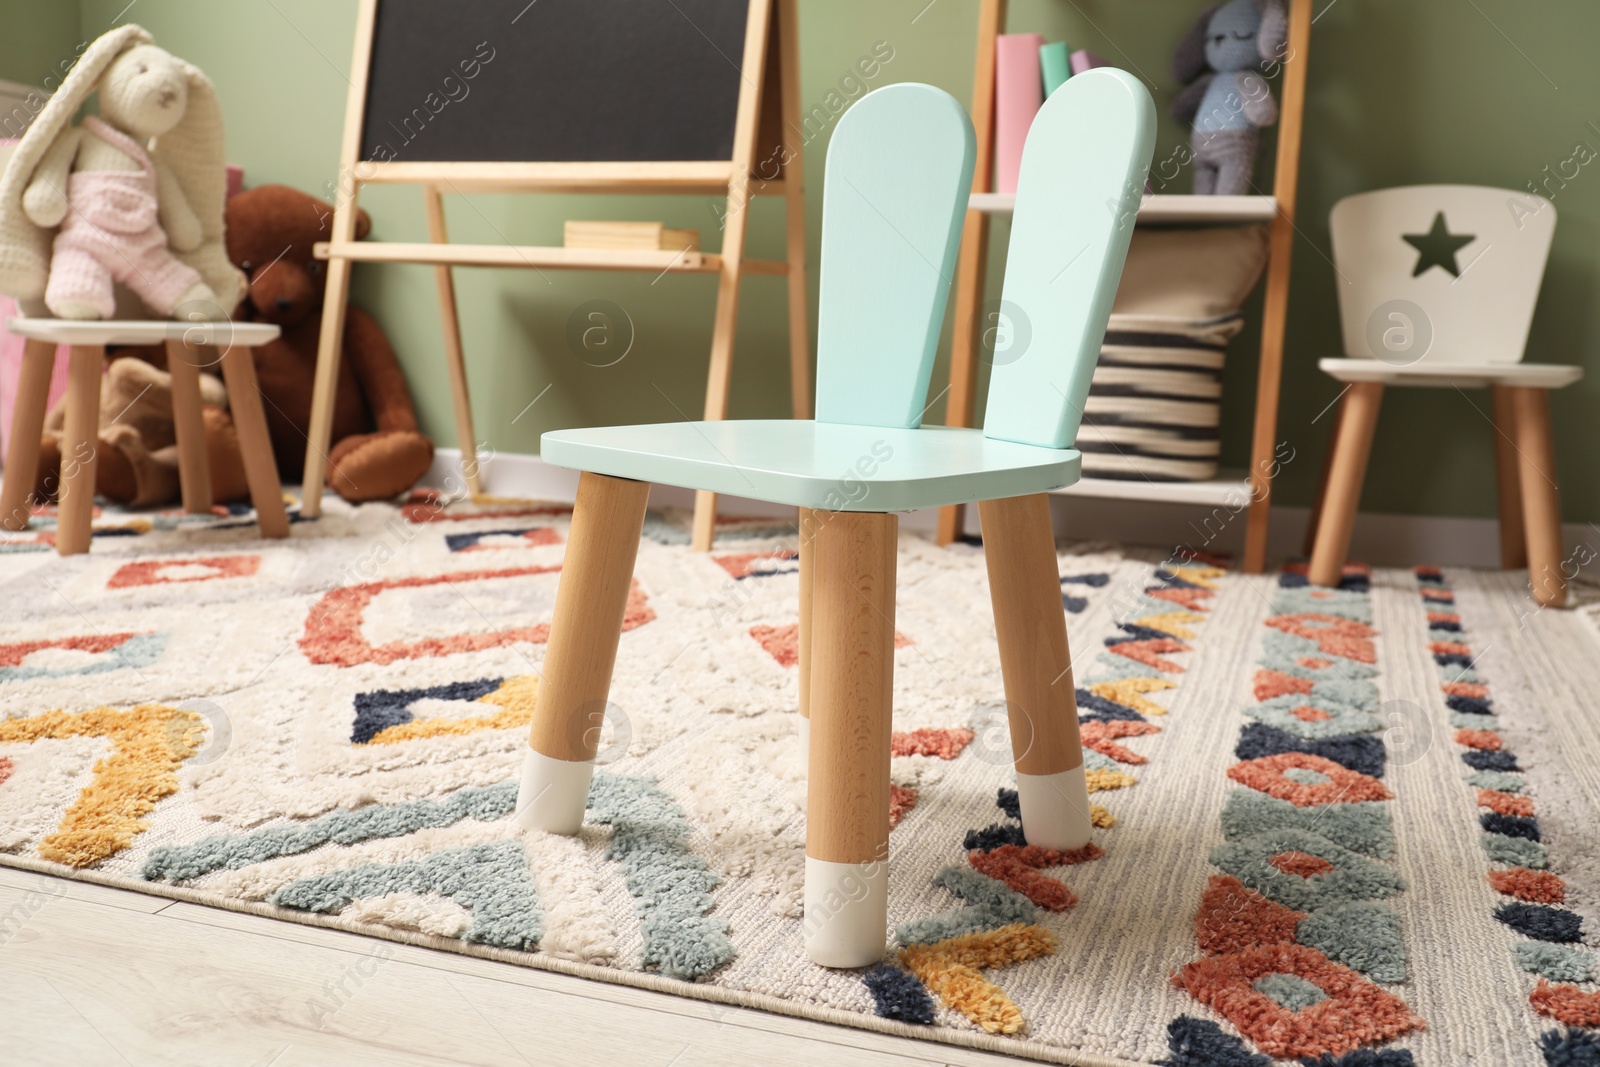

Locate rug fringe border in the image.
[0,852,1151,1067]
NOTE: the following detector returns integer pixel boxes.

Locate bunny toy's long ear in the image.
[1171,4,1223,84]
[1258,0,1290,65]
[152,57,244,314]
[0,23,152,307]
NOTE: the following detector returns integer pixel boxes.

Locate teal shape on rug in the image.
[1467,770,1525,794]
[1211,829,1405,911]
[1283,768,1331,785]
[271,840,542,950]
[1297,901,1408,982]
[142,781,518,882]
[1483,832,1549,869]
[1243,695,1382,740]
[1270,588,1373,623]
[1253,972,1327,1011]
[0,631,168,683]
[1261,631,1379,680]
[585,773,732,980]
[894,864,1038,947]
[1086,650,1165,682]
[1308,677,1380,711]
[1219,791,1395,859]
[1513,941,1595,982]
[1451,711,1498,730]
[1439,664,1483,685]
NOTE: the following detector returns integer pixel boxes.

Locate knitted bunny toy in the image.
[0,25,241,319]
[1171,0,1288,196]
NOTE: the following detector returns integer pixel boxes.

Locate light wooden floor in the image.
[0,867,1026,1067]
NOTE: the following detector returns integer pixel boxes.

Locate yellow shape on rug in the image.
[1090,677,1176,717]
[0,703,202,867]
[901,923,1057,1034]
[367,674,539,745]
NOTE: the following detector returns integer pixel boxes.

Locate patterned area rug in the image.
[3,493,1600,1066]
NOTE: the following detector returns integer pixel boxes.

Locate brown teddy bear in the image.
[226,184,433,503]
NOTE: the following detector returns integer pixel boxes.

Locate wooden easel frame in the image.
[303,0,810,550]
[934,0,1313,575]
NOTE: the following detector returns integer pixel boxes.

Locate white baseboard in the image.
[425,448,1594,570]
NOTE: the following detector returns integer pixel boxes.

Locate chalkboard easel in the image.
[302,0,809,549]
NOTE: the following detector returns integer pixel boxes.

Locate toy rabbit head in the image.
[0,24,242,312]
[1173,0,1289,81]
[98,44,194,140]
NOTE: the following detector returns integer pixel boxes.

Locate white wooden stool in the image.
[1305,185,1581,606]
[0,318,288,555]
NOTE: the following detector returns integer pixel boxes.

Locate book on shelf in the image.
[994,32,1045,195]
[563,221,701,252]
[1039,41,1071,97]
[1069,49,1112,76]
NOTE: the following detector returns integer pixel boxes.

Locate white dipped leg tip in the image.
[516,747,594,835]
[803,856,888,968]
[1016,763,1093,851]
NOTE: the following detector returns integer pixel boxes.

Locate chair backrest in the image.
[814,83,975,429]
[1329,185,1556,365]
[983,69,1155,450]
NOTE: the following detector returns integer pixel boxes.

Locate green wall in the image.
[13,0,1600,521]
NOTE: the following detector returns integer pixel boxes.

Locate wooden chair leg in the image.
[978,493,1092,851]
[1307,382,1383,589]
[423,185,483,497]
[804,509,895,968]
[796,506,816,754]
[518,472,651,834]
[1509,387,1567,608]
[164,339,214,514]
[216,346,290,539]
[0,339,57,531]
[1491,385,1527,571]
[1302,396,1345,559]
[56,345,102,556]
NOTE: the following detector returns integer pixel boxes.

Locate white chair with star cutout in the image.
[1305,185,1580,606]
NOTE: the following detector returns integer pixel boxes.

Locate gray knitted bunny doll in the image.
[1171,0,1288,195]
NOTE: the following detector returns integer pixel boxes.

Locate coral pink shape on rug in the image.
[1488,867,1565,903]
[1478,789,1535,817]
[1108,638,1190,673]
[1254,668,1313,701]
[0,632,146,667]
[1532,981,1600,1027]
[711,550,797,580]
[300,566,653,667]
[1269,850,1336,878]
[1194,875,1305,955]
[1227,752,1391,807]
[889,785,917,828]
[749,623,910,669]
[1079,720,1160,764]
[968,843,1102,911]
[891,728,975,760]
[108,555,261,589]
[1264,614,1376,664]
[1455,728,1502,751]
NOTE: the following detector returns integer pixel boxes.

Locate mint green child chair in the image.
[517,74,1155,968]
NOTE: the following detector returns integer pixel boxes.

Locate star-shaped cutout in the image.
[1402,212,1475,278]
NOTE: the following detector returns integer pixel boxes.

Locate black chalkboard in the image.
[360,0,749,164]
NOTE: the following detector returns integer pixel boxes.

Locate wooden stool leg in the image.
[797,506,816,757]
[56,345,102,556]
[978,493,1091,851]
[1491,385,1527,571]
[217,346,289,539]
[164,339,213,514]
[1,339,57,531]
[804,509,895,968]
[518,472,651,834]
[1509,387,1567,608]
[1307,382,1383,589]
[1302,396,1346,559]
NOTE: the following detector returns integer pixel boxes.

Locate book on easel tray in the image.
[563,221,701,252]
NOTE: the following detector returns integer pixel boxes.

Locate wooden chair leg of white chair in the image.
[1308,382,1383,589]
[1490,385,1528,571]
[217,346,290,539]
[518,472,651,834]
[1509,387,1567,608]
[56,345,103,556]
[804,509,895,968]
[1302,396,1345,559]
[165,339,214,514]
[978,493,1092,851]
[0,339,57,532]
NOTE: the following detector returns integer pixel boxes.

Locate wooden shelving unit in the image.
[936,0,1314,574]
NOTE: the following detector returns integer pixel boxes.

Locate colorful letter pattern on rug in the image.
[1169,563,1427,1065]
[1413,567,1600,1060]
[864,554,1228,1035]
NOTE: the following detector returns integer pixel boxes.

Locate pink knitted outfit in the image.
[45,116,203,318]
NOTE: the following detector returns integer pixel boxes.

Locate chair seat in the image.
[6,316,280,348]
[1319,358,1582,389]
[541,420,1081,512]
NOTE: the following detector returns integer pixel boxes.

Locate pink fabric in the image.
[45,117,203,318]
[0,297,70,451]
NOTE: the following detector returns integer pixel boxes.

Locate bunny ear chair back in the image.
[152,58,244,313]
[0,24,152,311]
